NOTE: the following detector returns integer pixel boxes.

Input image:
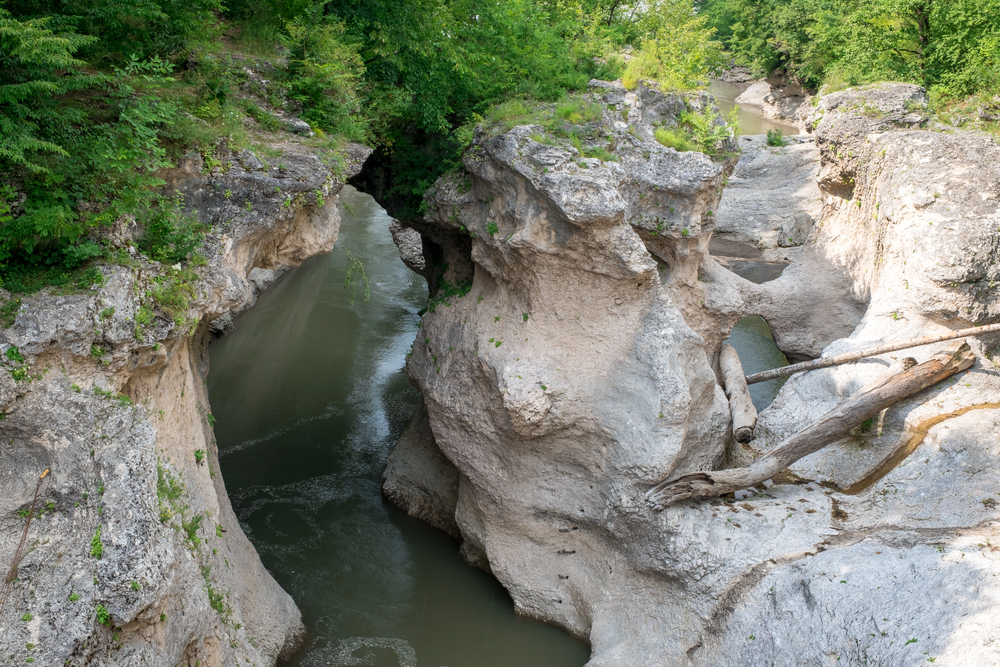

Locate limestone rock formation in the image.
[713,133,822,271]
[736,72,811,129]
[0,141,369,665]
[384,81,1000,665]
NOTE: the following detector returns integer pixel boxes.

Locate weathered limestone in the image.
[384,81,1000,665]
[0,141,369,666]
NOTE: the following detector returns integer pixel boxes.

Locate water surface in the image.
[709,79,800,136]
[725,315,789,411]
[208,186,589,667]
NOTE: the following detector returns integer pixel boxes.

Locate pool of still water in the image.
[708,79,800,137]
[207,186,590,667]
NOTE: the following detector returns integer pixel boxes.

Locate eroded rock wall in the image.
[0,141,369,666]
[385,81,1000,665]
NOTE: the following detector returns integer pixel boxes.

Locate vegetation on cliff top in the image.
[2,0,997,295]
[0,0,722,294]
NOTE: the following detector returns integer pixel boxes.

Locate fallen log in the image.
[647,341,974,509]
[719,343,757,443]
[745,322,1000,385]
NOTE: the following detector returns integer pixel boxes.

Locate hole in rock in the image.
[207,186,588,666]
[709,237,789,284]
[724,315,790,411]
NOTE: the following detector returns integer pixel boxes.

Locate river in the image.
[208,186,590,667]
[708,79,800,136]
[207,78,793,666]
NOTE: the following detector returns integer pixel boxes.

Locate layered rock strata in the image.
[0,140,369,665]
[385,80,1000,665]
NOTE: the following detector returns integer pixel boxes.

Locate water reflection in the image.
[208,186,590,667]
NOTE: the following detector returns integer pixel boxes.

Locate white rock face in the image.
[385,82,1000,665]
[715,134,822,251]
[0,142,370,666]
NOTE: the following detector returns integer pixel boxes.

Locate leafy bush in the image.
[95,603,111,626]
[766,129,787,147]
[90,525,103,558]
[656,127,697,152]
[622,0,724,91]
[283,18,366,141]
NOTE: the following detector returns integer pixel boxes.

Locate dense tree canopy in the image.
[697,0,1000,97]
[0,0,995,292]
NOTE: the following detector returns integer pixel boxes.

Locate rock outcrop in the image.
[711,133,822,284]
[384,80,1000,665]
[736,71,811,129]
[0,140,369,665]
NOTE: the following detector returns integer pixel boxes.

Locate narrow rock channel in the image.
[208,186,589,666]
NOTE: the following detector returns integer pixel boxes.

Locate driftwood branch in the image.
[647,342,974,509]
[720,343,757,443]
[745,322,1000,385]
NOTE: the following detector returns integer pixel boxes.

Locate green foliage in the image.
[656,127,697,152]
[137,195,207,265]
[342,249,369,305]
[425,278,473,313]
[766,129,787,147]
[283,17,366,141]
[156,461,184,523]
[194,449,206,463]
[622,0,724,91]
[0,298,21,327]
[697,0,1000,100]
[5,346,24,363]
[95,603,111,626]
[655,106,734,159]
[183,513,203,546]
[149,265,197,325]
[90,525,103,558]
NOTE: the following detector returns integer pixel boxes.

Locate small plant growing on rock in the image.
[194,449,206,464]
[95,604,111,626]
[90,526,103,559]
[766,129,787,147]
[487,222,499,236]
[0,298,21,327]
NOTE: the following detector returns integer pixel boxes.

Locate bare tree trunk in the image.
[745,322,1000,385]
[720,343,757,443]
[647,342,974,509]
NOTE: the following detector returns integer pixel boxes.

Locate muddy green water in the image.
[725,316,790,411]
[207,186,589,667]
[708,80,800,137]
